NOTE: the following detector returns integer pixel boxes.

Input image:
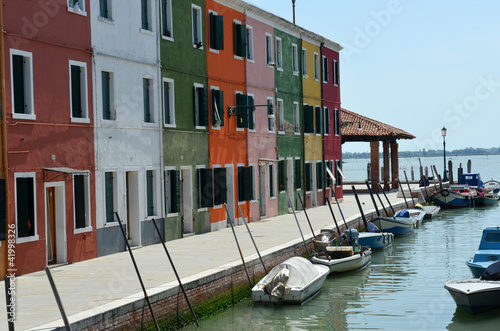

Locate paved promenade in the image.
[1,190,408,330]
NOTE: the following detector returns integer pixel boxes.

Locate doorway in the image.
[181,168,193,234]
[45,183,66,265]
[126,171,140,247]
[286,159,294,210]
[259,164,266,217]
[226,165,236,225]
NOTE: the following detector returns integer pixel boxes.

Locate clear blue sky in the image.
[245,0,500,153]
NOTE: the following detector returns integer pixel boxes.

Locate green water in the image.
[184,205,500,330]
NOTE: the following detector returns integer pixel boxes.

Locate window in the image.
[294,159,302,190]
[213,168,227,206]
[69,61,88,121]
[265,34,273,65]
[105,172,116,223]
[15,174,36,241]
[334,108,340,135]
[161,0,173,39]
[99,0,111,19]
[293,102,300,134]
[269,163,275,197]
[11,50,35,119]
[197,168,213,209]
[74,174,90,230]
[324,107,331,134]
[336,160,342,186]
[102,71,114,120]
[292,44,298,75]
[141,0,151,31]
[302,48,307,77]
[146,170,156,217]
[192,5,203,48]
[267,97,274,132]
[305,163,312,192]
[246,26,254,61]
[317,162,324,190]
[315,106,323,134]
[143,78,153,123]
[163,78,175,127]
[314,52,319,81]
[68,0,86,13]
[322,55,329,83]
[277,98,284,133]
[234,21,246,58]
[165,169,180,214]
[238,166,253,202]
[276,37,283,70]
[303,105,314,134]
[326,161,334,188]
[209,11,224,50]
[278,160,286,193]
[211,88,224,128]
[333,59,339,85]
[194,84,208,128]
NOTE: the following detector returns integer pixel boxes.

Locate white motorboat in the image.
[252,256,330,304]
[311,247,372,273]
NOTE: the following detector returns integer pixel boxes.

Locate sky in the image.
[244,0,500,153]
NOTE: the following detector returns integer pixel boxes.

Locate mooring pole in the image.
[297,192,315,237]
[331,186,348,229]
[403,171,416,207]
[287,194,311,256]
[325,193,342,236]
[365,180,380,217]
[397,179,409,208]
[237,205,268,274]
[45,268,72,331]
[115,213,160,331]
[351,186,369,230]
[378,183,396,215]
[4,276,14,331]
[372,183,389,217]
[151,219,199,327]
[224,204,253,287]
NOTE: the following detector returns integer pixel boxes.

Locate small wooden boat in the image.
[483,179,500,193]
[466,227,500,278]
[415,203,441,219]
[358,231,394,250]
[369,213,418,236]
[473,191,499,207]
[431,184,476,208]
[252,256,330,304]
[445,261,500,314]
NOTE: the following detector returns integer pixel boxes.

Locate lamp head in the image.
[441,126,447,137]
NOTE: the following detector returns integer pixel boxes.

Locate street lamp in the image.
[441,126,448,182]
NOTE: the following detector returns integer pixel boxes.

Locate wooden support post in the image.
[448,160,454,184]
[390,141,399,189]
[383,140,390,191]
[370,141,380,188]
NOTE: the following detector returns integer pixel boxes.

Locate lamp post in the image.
[441,126,448,182]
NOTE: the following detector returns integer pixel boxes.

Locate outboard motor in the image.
[344,228,360,246]
[480,261,500,281]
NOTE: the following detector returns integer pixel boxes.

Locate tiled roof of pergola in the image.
[340,108,416,142]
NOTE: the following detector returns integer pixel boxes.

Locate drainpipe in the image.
[0,0,11,279]
[320,42,326,203]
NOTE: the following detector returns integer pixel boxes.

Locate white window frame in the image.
[165,166,179,217]
[292,43,299,75]
[69,60,89,123]
[246,25,254,62]
[211,86,222,130]
[314,52,319,81]
[163,78,175,128]
[265,33,273,67]
[275,37,283,71]
[98,0,113,22]
[302,47,307,78]
[208,10,220,54]
[194,83,206,129]
[277,98,284,134]
[68,0,87,16]
[10,49,35,120]
[145,168,159,219]
[14,172,39,243]
[293,101,300,135]
[161,0,173,41]
[192,4,203,49]
[196,165,208,212]
[140,0,153,33]
[73,173,92,234]
[267,96,274,133]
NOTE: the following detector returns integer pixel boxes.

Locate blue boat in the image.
[431,184,476,208]
[369,211,419,236]
[460,173,483,188]
[358,231,394,250]
[466,227,500,278]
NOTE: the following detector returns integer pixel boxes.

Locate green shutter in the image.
[102,72,111,120]
[336,160,342,186]
[317,162,324,189]
[269,165,274,197]
[146,170,154,216]
[295,159,302,190]
[143,79,151,123]
[335,108,340,135]
[305,164,312,191]
[244,166,253,201]
[234,23,246,57]
[304,106,314,133]
[210,13,224,50]
[198,168,213,208]
[237,167,245,202]
[105,172,114,222]
[164,82,171,125]
[16,177,35,238]
[279,161,287,192]
[12,55,25,114]
[74,175,86,229]
[236,94,248,128]
[248,96,254,130]
[214,168,227,205]
[325,108,331,134]
[315,106,323,134]
[201,87,208,126]
[71,65,82,118]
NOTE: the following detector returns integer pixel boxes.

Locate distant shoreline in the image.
[343,152,500,160]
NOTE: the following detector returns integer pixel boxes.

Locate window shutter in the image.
[16,177,35,238]
[201,87,208,126]
[146,170,154,216]
[198,168,213,208]
[315,106,323,134]
[74,175,86,229]
[269,165,274,197]
[317,162,324,189]
[105,173,114,222]
[12,55,25,114]
[323,56,329,82]
[248,96,254,130]
[294,159,302,190]
[234,23,246,57]
[161,0,167,35]
[164,82,171,124]
[170,170,181,213]
[102,72,111,120]
[218,90,224,126]
[212,89,224,127]
[236,94,248,128]
[214,168,227,205]
[143,79,151,123]
[279,161,287,192]
[325,108,331,134]
[336,160,342,186]
[304,106,314,133]
[305,163,312,191]
[71,65,82,118]
[335,108,340,135]
[141,0,149,30]
[334,60,339,85]
[210,13,224,50]
[238,167,252,202]
[100,0,108,18]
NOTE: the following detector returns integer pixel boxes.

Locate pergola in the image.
[340,108,416,190]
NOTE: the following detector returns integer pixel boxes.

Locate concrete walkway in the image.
[0,190,409,330]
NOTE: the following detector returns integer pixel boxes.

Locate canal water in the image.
[184,205,500,330]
